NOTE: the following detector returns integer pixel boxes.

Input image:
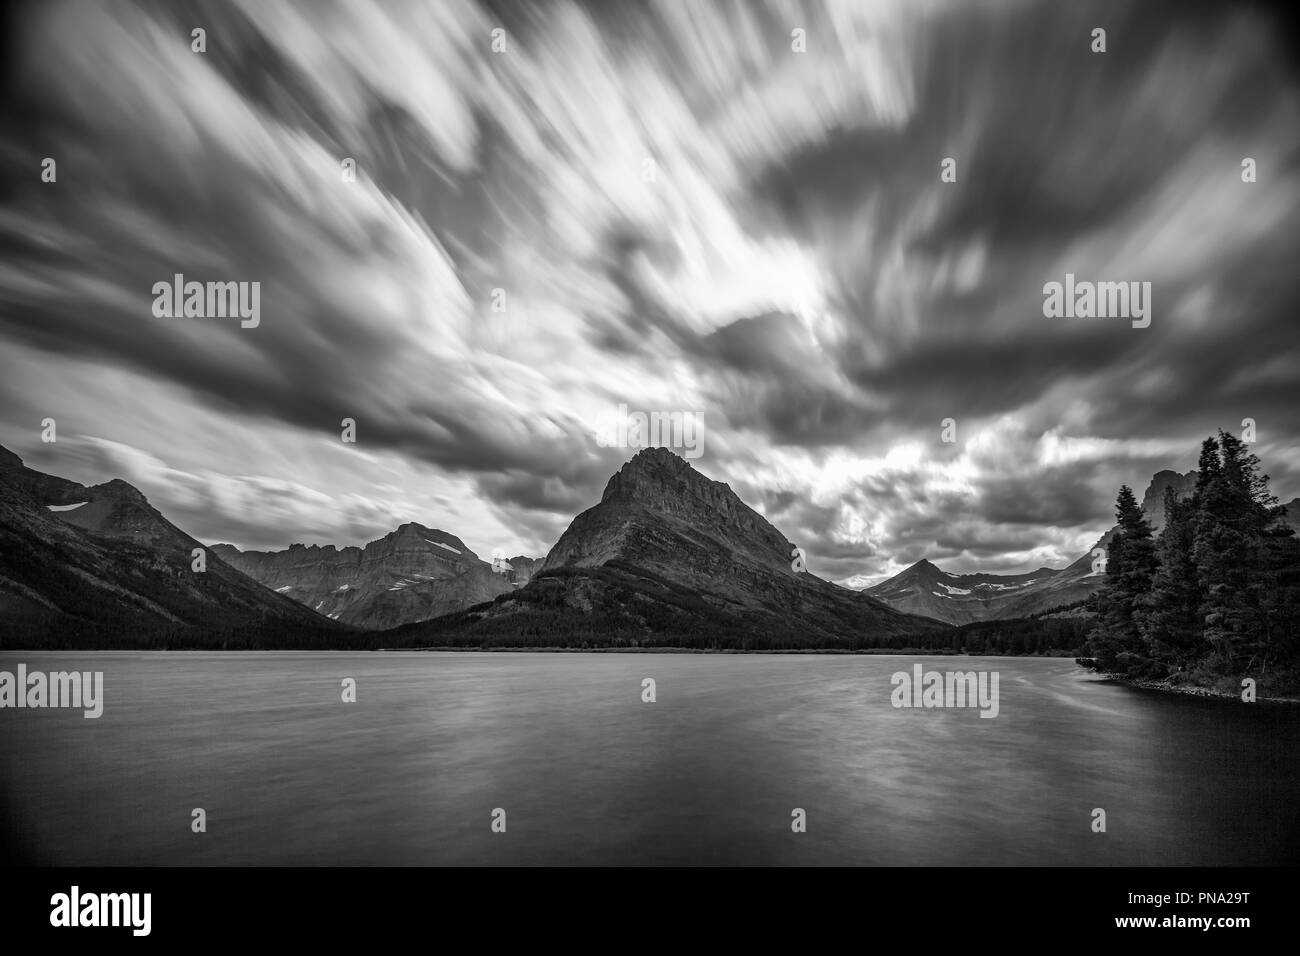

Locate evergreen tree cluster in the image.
[1086,431,1300,680]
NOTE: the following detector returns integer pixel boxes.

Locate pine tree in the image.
[1191,436,1232,665]
[1088,528,1126,669]
[1090,485,1157,671]
[1139,485,1201,667]
[1194,432,1276,668]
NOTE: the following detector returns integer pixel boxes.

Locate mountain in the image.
[862,469,1201,625]
[0,445,347,647]
[504,555,543,586]
[211,526,525,630]
[1069,469,1198,570]
[861,559,1075,626]
[388,447,949,649]
[1137,469,1198,532]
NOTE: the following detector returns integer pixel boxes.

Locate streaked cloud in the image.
[1,0,1296,584]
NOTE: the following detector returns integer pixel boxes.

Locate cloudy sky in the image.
[1,0,1298,585]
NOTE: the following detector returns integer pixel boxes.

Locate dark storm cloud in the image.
[977,465,1119,527]
[733,0,1300,459]
[473,453,620,514]
[689,313,880,445]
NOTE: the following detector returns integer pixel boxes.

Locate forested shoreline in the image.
[1079,431,1300,697]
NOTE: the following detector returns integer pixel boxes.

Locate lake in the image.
[1,652,1296,865]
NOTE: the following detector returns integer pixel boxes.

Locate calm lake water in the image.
[1,652,1296,865]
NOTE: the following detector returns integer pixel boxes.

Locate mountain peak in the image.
[895,558,945,583]
[394,521,432,536]
[1140,469,1197,529]
[394,524,472,554]
[1144,469,1196,494]
[545,448,793,574]
[631,445,685,464]
[601,447,695,503]
[92,478,149,504]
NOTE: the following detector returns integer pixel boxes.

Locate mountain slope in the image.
[0,445,348,647]
[389,447,948,649]
[212,525,520,629]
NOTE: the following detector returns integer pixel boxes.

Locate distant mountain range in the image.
[0,443,945,648]
[860,469,1300,626]
[860,559,1089,626]
[4,440,1294,646]
[388,446,946,649]
[212,529,537,630]
[859,470,1196,625]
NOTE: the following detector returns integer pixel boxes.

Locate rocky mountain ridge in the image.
[212,524,529,630]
